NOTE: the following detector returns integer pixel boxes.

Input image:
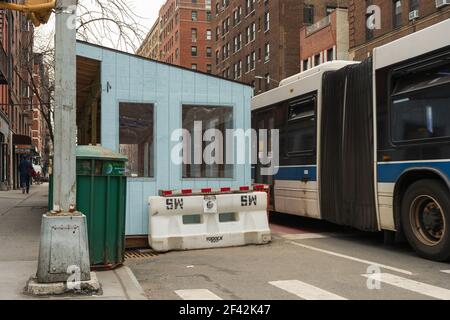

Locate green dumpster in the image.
[76,146,127,269]
[48,146,128,269]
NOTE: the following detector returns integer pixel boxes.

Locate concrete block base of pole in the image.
[24,272,102,297]
[24,213,100,296]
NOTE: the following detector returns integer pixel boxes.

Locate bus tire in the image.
[401,179,450,261]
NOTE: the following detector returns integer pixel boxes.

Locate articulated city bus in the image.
[251,19,450,261]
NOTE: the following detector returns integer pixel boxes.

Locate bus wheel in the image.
[401,179,450,261]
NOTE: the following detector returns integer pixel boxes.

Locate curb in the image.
[114,266,147,300]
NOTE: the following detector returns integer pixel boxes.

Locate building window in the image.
[119,103,154,178]
[234,35,238,52]
[393,0,402,28]
[182,105,234,178]
[327,48,334,62]
[246,0,255,15]
[234,61,242,79]
[206,47,212,57]
[303,59,309,71]
[304,5,314,25]
[191,11,198,21]
[206,64,212,73]
[264,43,270,62]
[409,0,419,11]
[234,7,242,25]
[251,22,256,41]
[191,28,197,42]
[246,54,251,72]
[191,64,197,70]
[314,54,321,66]
[264,12,270,31]
[251,51,256,70]
[206,29,212,40]
[191,46,198,56]
[206,10,212,21]
[215,27,220,41]
[264,73,270,90]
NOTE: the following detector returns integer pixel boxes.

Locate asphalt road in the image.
[127,213,450,300]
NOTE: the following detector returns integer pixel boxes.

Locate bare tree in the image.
[77,0,147,52]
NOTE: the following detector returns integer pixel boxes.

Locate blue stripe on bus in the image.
[274,166,317,181]
[377,161,450,183]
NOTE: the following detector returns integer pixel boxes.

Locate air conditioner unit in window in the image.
[436,0,450,8]
[409,10,419,21]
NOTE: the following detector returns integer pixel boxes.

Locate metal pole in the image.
[34,1,92,286]
[53,0,77,213]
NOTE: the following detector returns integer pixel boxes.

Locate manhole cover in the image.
[125,249,158,260]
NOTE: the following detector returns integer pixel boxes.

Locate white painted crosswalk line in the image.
[362,273,450,300]
[269,280,347,300]
[441,270,450,274]
[175,289,223,300]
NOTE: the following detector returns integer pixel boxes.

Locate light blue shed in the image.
[76,41,253,238]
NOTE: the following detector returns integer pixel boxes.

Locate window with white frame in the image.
[264,11,270,31]
[251,51,256,70]
[264,43,270,62]
[251,22,256,41]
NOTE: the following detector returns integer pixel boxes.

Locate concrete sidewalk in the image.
[0,184,147,300]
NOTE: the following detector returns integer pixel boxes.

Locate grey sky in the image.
[133,0,165,30]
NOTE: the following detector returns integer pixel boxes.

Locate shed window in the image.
[119,103,154,177]
[182,105,233,178]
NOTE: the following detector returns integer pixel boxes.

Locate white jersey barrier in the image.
[148,191,271,252]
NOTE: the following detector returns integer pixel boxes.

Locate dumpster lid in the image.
[76,145,128,161]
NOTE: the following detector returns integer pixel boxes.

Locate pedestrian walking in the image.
[18,156,34,194]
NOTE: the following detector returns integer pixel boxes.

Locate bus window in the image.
[391,82,450,143]
[285,96,316,155]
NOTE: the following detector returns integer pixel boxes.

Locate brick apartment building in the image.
[31,53,51,176]
[300,8,349,72]
[158,0,214,73]
[349,0,450,61]
[136,19,161,60]
[211,0,347,95]
[0,5,48,190]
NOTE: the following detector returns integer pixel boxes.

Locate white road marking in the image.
[441,270,450,274]
[175,289,223,300]
[362,273,450,300]
[281,233,329,240]
[269,280,347,300]
[288,241,413,275]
